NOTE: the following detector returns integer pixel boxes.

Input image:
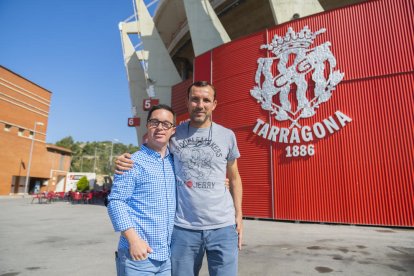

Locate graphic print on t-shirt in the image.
[179,147,214,180]
[174,135,224,189]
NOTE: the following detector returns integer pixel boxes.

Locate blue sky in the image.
[0,0,158,146]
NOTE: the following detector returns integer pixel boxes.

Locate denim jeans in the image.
[171,225,238,276]
[115,248,171,276]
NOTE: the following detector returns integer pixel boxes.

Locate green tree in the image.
[76,176,89,192]
[55,136,82,171]
[55,138,139,174]
[55,136,74,149]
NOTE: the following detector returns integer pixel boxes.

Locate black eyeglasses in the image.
[147,119,175,130]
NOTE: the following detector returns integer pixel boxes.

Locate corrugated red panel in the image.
[265,0,414,82]
[234,127,273,218]
[272,73,413,226]
[269,0,414,226]
[213,100,273,218]
[171,78,192,116]
[193,51,212,82]
[212,32,266,105]
[212,31,273,218]
[188,0,414,226]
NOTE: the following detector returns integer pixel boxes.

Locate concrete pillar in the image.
[268,0,323,25]
[119,0,181,145]
[135,0,181,86]
[183,0,231,56]
[119,22,147,145]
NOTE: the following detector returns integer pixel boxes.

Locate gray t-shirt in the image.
[170,122,240,230]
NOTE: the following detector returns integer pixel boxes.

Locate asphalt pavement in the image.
[0,196,413,276]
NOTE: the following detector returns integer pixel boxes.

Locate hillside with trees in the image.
[55,136,139,175]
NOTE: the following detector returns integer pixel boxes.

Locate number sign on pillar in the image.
[143,99,160,111]
[127,117,140,127]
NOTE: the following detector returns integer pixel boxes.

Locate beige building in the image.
[0,66,71,195]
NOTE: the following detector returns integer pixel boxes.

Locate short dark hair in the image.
[146,104,176,124]
[187,81,216,100]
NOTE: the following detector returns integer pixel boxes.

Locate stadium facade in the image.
[120,0,413,227]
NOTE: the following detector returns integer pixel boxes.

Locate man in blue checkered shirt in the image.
[108,104,177,276]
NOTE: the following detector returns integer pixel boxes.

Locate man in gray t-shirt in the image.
[171,121,240,231]
[116,81,243,276]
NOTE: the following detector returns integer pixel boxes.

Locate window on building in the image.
[29,131,34,139]
[18,128,24,136]
[4,124,11,132]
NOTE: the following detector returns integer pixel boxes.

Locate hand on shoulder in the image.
[114,153,134,174]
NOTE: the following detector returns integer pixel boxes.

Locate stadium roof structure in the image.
[119,0,366,144]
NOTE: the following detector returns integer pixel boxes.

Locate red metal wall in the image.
[172,51,212,124]
[212,31,274,218]
[172,78,192,117]
[179,0,413,226]
[194,51,212,82]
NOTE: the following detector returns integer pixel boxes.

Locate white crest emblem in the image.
[251,26,344,128]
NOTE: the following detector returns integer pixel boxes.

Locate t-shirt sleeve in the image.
[227,130,241,161]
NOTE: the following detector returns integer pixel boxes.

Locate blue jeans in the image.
[115,248,171,276]
[171,225,238,276]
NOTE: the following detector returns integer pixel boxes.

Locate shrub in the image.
[77,176,90,192]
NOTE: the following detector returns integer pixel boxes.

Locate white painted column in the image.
[135,0,181,87]
[119,22,148,145]
[268,0,323,25]
[183,0,231,56]
[119,0,181,145]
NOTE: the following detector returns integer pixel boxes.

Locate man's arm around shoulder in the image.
[114,153,134,174]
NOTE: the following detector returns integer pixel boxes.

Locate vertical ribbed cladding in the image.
[386,74,414,226]
[186,0,413,226]
[270,72,414,226]
[212,31,273,218]
[271,94,347,223]
[171,78,192,116]
[213,31,266,104]
[233,127,272,218]
[194,51,212,82]
[272,0,414,82]
[213,98,273,218]
[267,0,413,226]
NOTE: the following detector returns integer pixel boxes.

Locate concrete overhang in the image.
[151,0,367,57]
[153,0,228,55]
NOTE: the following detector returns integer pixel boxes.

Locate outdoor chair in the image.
[55,192,65,201]
[71,192,83,204]
[31,193,47,204]
[83,192,93,204]
[46,191,55,203]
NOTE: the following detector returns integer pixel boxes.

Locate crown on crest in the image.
[261,26,326,57]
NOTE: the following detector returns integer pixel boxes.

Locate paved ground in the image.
[0,196,413,276]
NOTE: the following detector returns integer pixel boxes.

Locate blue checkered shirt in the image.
[107,144,176,261]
